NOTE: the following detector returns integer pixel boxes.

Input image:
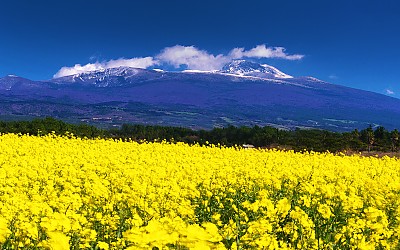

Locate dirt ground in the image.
[342,151,400,158]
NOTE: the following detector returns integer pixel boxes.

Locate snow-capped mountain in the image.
[51,60,295,87]
[46,62,322,96]
[220,59,293,79]
[1,60,400,131]
[52,67,162,87]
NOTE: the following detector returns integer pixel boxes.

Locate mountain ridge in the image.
[1,60,399,131]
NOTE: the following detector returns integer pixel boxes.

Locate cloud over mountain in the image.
[229,45,304,60]
[156,45,228,71]
[54,44,304,77]
[54,57,157,78]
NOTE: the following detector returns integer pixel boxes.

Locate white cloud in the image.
[328,74,338,79]
[156,44,304,71]
[54,63,104,78]
[54,44,304,77]
[54,57,158,78]
[156,45,229,71]
[229,44,304,60]
[386,89,395,95]
[106,57,158,69]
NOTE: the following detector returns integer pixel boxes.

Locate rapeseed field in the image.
[0,133,399,249]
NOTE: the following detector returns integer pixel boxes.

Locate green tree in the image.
[361,125,375,152]
[391,129,399,152]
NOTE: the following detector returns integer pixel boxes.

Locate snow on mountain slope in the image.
[220,59,293,79]
[51,67,164,87]
[49,60,301,89]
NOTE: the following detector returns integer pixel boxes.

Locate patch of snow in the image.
[221,59,293,79]
[260,64,293,78]
[182,69,217,73]
[153,69,165,72]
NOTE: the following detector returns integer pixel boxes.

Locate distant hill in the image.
[1,60,400,131]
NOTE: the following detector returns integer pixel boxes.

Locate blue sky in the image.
[1,0,399,98]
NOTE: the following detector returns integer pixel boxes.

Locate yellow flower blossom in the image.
[0,133,399,249]
[276,198,291,217]
[318,204,333,219]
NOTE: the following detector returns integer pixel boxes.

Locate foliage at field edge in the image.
[0,133,400,249]
[0,117,399,152]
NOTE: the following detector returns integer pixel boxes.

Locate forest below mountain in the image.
[0,117,398,153]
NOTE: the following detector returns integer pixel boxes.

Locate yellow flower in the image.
[318,204,333,219]
[97,241,109,250]
[0,133,399,248]
[46,231,70,250]
[0,217,10,243]
[276,198,291,217]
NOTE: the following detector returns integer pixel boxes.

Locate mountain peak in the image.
[76,66,141,78]
[1,74,26,79]
[220,59,293,79]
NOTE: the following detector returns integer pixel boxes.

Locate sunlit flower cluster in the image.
[0,133,399,249]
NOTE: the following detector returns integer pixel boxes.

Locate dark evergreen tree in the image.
[391,129,399,152]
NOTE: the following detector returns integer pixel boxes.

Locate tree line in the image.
[0,117,398,153]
